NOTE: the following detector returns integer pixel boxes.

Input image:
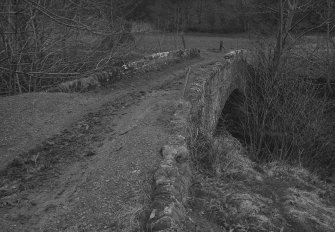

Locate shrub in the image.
[230,43,335,176]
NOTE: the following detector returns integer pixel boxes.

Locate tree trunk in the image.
[7,0,18,94]
[273,0,296,77]
[326,0,334,94]
[197,0,203,24]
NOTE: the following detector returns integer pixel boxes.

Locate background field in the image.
[135,33,251,54]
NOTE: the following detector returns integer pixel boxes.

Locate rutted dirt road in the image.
[0,53,219,232]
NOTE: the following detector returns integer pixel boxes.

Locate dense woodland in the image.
[135,0,334,33]
[0,0,335,95]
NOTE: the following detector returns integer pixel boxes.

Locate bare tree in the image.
[0,0,139,95]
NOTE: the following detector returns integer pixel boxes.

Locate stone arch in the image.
[188,58,249,138]
[215,88,246,139]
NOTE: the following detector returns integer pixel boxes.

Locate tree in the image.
[0,0,138,95]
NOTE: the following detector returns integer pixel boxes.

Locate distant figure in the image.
[219,41,224,52]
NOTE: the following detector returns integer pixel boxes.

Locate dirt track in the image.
[0,53,220,231]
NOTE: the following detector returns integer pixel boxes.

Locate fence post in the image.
[219,41,224,52]
[181,35,186,49]
[182,67,191,98]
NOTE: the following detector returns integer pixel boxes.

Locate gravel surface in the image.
[0,53,219,231]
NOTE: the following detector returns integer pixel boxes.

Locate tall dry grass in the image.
[229,41,335,176]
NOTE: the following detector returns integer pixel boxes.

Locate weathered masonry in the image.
[146,51,249,231]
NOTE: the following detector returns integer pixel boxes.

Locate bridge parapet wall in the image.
[146,52,250,231]
[186,58,248,137]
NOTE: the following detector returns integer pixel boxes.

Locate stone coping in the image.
[47,49,200,93]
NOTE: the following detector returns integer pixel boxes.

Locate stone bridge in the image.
[146,52,250,231]
[186,54,249,137]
